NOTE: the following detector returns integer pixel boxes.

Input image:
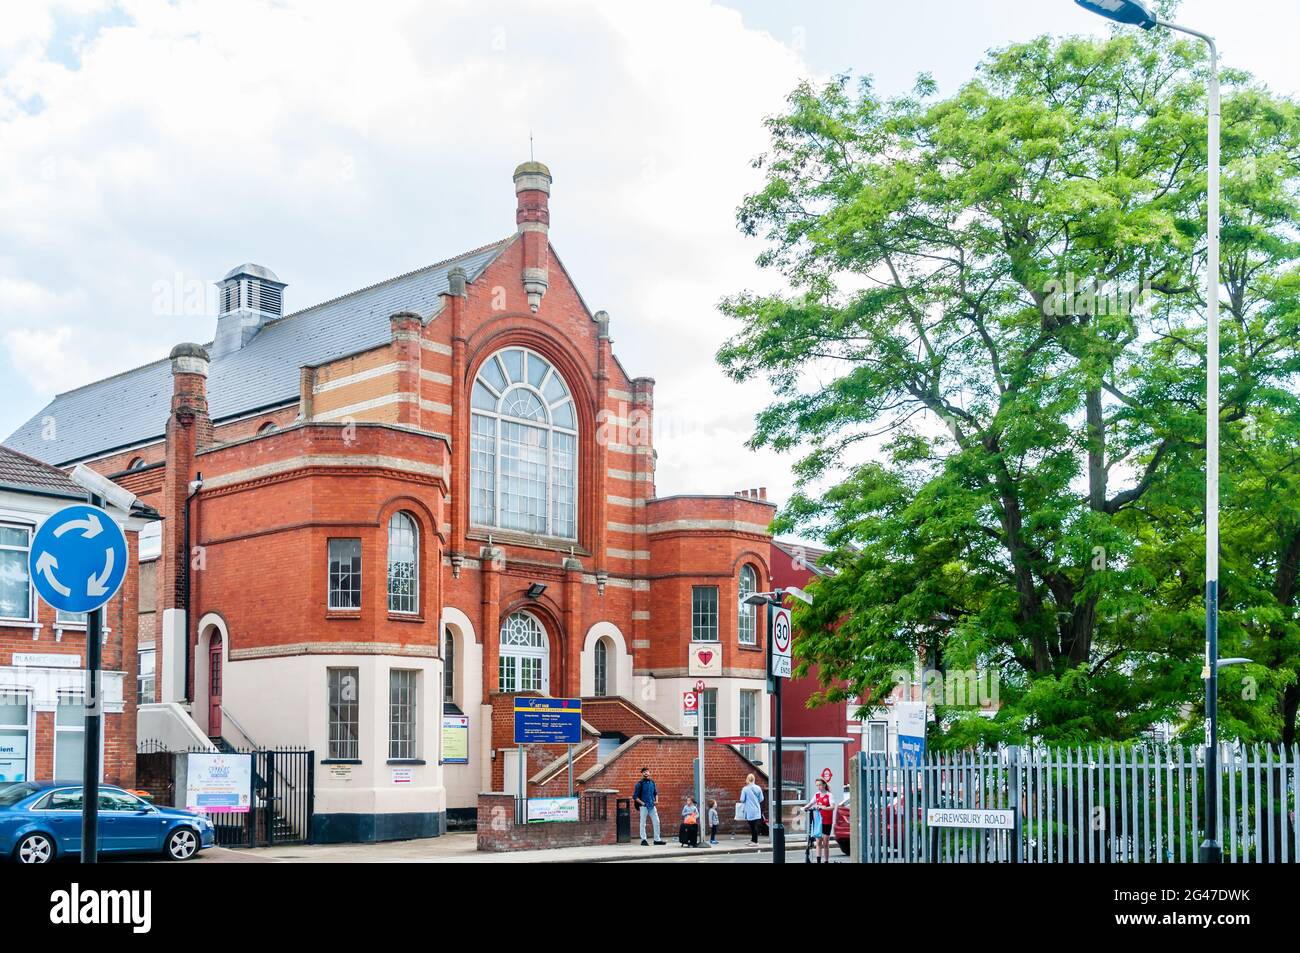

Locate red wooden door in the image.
[208,634,223,738]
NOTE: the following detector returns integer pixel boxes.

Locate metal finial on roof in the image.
[529,131,534,162]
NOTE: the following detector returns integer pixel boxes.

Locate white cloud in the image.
[0,0,819,507]
[3,325,95,400]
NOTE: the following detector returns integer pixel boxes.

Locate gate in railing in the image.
[853,745,1300,863]
[136,742,315,847]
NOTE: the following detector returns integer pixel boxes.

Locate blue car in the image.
[0,781,216,863]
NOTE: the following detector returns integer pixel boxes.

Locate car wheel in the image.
[15,832,55,864]
[836,837,850,856]
[165,827,200,861]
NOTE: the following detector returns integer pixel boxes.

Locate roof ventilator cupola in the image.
[212,263,287,358]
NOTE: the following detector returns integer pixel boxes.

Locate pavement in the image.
[172,831,830,864]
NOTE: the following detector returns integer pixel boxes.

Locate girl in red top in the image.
[804,778,835,863]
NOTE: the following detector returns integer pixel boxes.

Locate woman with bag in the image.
[738,773,765,845]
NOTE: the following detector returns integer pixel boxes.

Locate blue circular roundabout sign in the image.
[28,503,128,614]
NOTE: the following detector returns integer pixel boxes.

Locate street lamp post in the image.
[1074,0,1222,862]
[745,585,812,864]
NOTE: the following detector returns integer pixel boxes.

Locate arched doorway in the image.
[499,611,549,694]
[208,633,223,739]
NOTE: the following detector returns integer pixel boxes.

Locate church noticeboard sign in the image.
[441,714,469,764]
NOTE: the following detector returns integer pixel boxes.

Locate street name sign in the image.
[513,698,582,744]
[29,504,127,614]
[926,808,1015,830]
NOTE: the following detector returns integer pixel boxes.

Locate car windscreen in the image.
[0,782,37,807]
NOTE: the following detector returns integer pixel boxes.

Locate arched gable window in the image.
[257,421,278,435]
[127,457,145,470]
[499,611,549,694]
[387,512,419,614]
[738,564,758,646]
[470,348,577,539]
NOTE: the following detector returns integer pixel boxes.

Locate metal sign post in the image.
[695,679,709,848]
[28,498,129,864]
[768,603,788,863]
[513,698,581,821]
[770,604,793,863]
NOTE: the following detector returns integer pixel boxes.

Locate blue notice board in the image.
[514,698,582,744]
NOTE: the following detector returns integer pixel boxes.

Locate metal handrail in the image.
[220,705,298,792]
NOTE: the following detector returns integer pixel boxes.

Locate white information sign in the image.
[185,753,252,814]
[527,796,580,823]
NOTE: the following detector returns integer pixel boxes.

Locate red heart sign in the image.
[697,650,714,666]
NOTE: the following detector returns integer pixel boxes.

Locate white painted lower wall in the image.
[220,653,446,820]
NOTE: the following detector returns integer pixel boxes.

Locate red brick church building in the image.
[5,161,775,840]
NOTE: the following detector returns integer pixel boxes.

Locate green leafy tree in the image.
[720,22,1300,745]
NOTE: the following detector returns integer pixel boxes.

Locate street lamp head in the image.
[784,585,813,606]
[742,593,770,607]
[70,463,138,513]
[1074,0,1157,30]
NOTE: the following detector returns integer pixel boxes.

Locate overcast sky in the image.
[3,0,1298,507]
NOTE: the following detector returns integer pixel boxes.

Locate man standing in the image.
[633,766,666,846]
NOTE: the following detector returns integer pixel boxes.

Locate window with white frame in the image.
[327,538,362,610]
[594,638,609,697]
[442,628,455,705]
[867,721,888,754]
[469,347,577,539]
[55,691,86,781]
[138,647,156,705]
[738,565,758,645]
[328,668,360,760]
[388,670,418,760]
[739,689,759,760]
[386,512,418,614]
[499,611,548,694]
[691,586,718,641]
[0,523,32,621]
[698,688,717,739]
[57,606,91,627]
[0,691,31,783]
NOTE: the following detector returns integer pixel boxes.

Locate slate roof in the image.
[4,239,511,466]
[0,445,83,498]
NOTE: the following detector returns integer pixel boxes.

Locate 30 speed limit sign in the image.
[771,606,792,678]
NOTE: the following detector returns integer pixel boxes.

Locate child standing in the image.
[707,799,720,845]
[679,795,701,847]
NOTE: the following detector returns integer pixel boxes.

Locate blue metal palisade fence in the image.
[853,745,1300,863]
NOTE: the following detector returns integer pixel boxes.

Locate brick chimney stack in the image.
[514,161,551,312]
[157,342,211,703]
